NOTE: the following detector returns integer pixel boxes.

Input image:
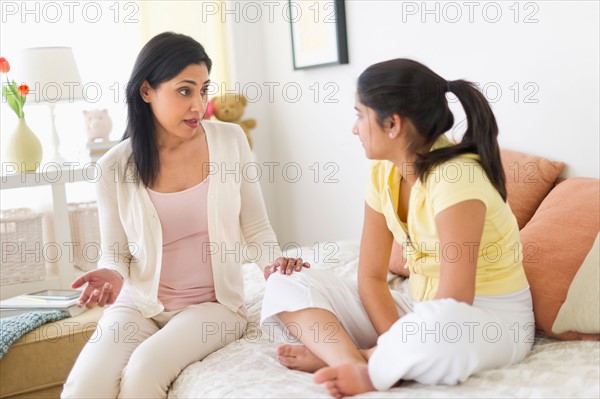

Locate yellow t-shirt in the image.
[366,135,529,301]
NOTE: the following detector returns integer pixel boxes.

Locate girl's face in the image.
[353,98,388,159]
[141,63,210,141]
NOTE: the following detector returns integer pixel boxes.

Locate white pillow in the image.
[552,233,600,334]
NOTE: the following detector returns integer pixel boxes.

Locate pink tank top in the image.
[146,177,216,311]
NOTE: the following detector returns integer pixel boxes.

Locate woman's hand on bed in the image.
[263,257,311,280]
[71,268,124,308]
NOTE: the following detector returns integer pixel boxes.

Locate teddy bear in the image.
[83,109,113,142]
[211,94,256,149]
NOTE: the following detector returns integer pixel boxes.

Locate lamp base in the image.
[47,103,66,166]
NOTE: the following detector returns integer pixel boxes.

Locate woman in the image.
[62,32,307,398]
[261,59,534,397]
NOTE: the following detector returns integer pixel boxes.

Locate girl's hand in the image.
[388,241,410,277]
[71,268,124,308]
[263,257,311,280]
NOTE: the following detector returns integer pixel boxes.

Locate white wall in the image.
[2,1,597,249]
[226,0,600,247]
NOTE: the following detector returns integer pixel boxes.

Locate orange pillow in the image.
[520,177,600,340]
[501,149,565,229]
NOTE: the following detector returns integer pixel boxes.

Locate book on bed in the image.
[0,289,85,318]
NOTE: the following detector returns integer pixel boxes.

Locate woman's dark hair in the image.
[122,32,212,187]
[357,59,507,201]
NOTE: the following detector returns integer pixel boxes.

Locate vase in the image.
[5,117,43,172]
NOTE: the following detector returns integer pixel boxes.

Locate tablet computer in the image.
[26,289,82,300]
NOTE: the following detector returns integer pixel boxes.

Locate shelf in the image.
[1,162,98,298]
[0,162,98,190]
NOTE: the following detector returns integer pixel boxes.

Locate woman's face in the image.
[353,97,387,159]
[141,63,210,141]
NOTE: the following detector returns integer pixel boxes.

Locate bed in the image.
[168,241,600,398]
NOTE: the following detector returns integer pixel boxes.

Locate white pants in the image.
[62,301,246,398]
[261,268,534,390]
[261,268,413,349]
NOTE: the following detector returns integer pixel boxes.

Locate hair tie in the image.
[446,80,452,93]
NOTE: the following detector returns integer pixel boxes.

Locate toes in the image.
[325,381,342,399]
[277,344,295,357]
[314,366,337,384]
[277,355,292,368]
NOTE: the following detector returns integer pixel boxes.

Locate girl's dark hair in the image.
[357,59,506,201]
[122,32,212,187]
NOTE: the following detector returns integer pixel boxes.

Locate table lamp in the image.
[17,47,84,164]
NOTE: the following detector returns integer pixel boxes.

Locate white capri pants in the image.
[62,301,246,398]
[261,268,534,390]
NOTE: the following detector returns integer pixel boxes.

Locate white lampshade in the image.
[12,47,84,164]
[15,47,84,104]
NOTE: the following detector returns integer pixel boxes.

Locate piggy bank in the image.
[84,109,113,142]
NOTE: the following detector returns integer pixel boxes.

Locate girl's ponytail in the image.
[447,80,506,201]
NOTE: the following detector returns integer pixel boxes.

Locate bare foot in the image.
[314,364,376,398]
[276,344,327,373]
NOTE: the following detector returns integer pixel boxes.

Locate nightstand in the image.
[0,306,103,398]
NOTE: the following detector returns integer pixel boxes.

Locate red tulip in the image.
[0,57,9,73]
[18,84,29,96]
[0,56,27,117]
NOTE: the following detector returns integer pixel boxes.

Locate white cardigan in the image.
[95,120,281,318]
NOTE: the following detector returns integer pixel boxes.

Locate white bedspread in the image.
[169,241,600,398]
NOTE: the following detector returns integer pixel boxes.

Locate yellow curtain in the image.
[137,1,230,87]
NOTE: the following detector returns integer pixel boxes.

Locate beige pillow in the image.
[500,149,565,229]
[520,177,600,340]
[552,233,600,334]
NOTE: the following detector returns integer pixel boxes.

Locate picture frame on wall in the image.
[289,0,349,70]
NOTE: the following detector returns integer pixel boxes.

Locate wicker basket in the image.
[68,202,101,272]
[0,208,46,285]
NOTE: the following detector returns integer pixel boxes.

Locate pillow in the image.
[500,149,565,229]
[552,233,600,334]
[519,177,600,340]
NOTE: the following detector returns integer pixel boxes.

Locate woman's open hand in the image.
[71,269,124,308]
[263,257,310,280]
